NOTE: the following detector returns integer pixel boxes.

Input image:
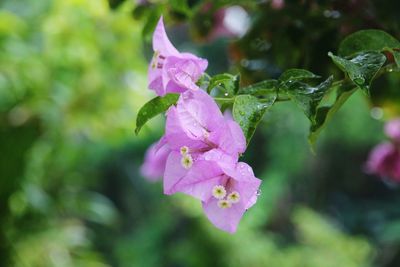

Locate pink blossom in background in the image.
[366,142,400,182]
[148,17,208,96]
[385,119,400,143]
[271,0,285,10]
[140,136,171,182]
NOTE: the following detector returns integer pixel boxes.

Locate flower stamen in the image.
[218,199,231,209]
[212,185,226,199]
[227,191,240,204]
[180,146,189,155]
[181,154,193,169]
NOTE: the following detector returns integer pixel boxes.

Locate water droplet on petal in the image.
[256,189,262,196]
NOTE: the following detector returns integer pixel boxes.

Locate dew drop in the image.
[224,92,229,96]
[256,189,262,196]
[353,76,365,85]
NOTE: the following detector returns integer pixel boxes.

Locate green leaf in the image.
[207,73,240,96]
[170,0,191,16]
[393,50,400,67]
[135,94,179,135]
[279,68,320,82]
[308,82,357,147]
[338,29,400,57]
[328,51,386,95]
[232,94,276,144]
[142,8,162,43]
[285,76,334,121]
[239,79,278,96]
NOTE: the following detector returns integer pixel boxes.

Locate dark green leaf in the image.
[393,50,400,68]
[135,94,179,135]
[279,68,320,82]
[338,29,400,57]
[328,52,386,95]
[142,8,162,43]
[239,79,278,96]
[285,76,334,121]
[233,94,276,144]
[308,82,357,147]
[170,0,191,16]
[207,73,240,96]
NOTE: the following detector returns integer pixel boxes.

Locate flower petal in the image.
[152,16,179,57]
[165,106,207,150]
[140,139,171,181]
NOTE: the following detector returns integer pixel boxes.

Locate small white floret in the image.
[181,154,193,169]
[212,185,227,199]
[218,199,232,209]
[227,191,240,204]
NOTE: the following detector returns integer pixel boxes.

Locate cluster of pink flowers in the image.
[366,119,400,182]
[140,17,261,233]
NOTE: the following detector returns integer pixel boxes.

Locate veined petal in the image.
[165,106,207,150]
[153,16,179,57]
[202,197,245,233]
[170,160,224,201]
[177,90,224,137]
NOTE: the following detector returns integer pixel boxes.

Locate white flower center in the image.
[227,191,240,203]
[181,154,193,169]
[217,199,232,209]
[212,183,241,209]
[180,146,189,155]
[212,185,227,199]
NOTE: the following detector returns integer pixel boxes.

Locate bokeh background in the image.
[1,0,400,266]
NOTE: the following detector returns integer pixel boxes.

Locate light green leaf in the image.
[135,94,179,135]
[207,73,240,96]
[233,94,276,144]
[239,79,278,96]
[328,52,386,95]
[338,29,400,57]
[279,68,320,82]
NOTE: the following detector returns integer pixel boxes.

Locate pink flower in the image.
[148,17,208,96]
[163,90,246,195]
[164,148,261,233]
[366,142,400,182]
[202,161,261,233]
[140,136,171,181]
[160,90,258,232]
[385,119,400,143]
[164,90,245,159]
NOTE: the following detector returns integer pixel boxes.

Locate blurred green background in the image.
[1,0,400,266]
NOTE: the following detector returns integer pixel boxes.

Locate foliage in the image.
[1,0,400,266]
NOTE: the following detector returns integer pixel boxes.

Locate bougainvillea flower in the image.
[366,142,400,182]
[202,161,261,233]
[164,90,245,159]
[164,147,261,233]
[148,17,208,96]
[140,136,171,181]
[385,119,400,143]
[163,90,246,194]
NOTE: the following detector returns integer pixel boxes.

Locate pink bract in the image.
[385,119,400,143]
[366,142,400,182]
[140,136,171,182]
[148,17,208,96]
